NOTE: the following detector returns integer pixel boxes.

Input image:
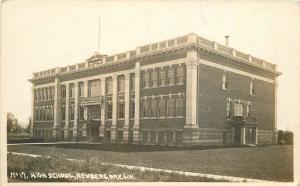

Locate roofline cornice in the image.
[30,33,281,83]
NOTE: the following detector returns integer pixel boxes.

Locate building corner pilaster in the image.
[182,48,199,145]
[133,61,141,144]
[53,77,61,140]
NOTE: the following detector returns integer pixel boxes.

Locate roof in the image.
[31,33,281,80]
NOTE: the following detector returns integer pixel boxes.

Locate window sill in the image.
[35,99,54,102]
[34,120,54,122]
[142,84,185,89]
[141,117,185,119]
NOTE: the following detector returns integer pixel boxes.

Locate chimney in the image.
[225,35,229,47]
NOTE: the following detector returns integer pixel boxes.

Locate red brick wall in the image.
[198,63,275,131]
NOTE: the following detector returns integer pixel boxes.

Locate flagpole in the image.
[97,16,101,54]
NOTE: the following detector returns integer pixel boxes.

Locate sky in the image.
[1,1,300,131]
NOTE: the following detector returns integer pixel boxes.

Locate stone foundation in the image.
[258,130,276,145]
[182,128,232,146]
[32,126,276,146]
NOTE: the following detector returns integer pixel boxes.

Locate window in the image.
[70,104,74,120]
[105,131,111,141]
[226,101,231,119]
[61,106,66,120]
[158,98,166,117]
[40,89,43,101]
[38,89,41,101]
[41,89,44,101]
[130,99,135,118]
[167,68,175,85]
[88,105,100,120]
[142,131,148,142]
[250,80,255,95]
[34,90,37,101]
[47,87,51,100]
[106,77,113,94]
[175,97,184,117]
[50,87,54,100]
[47,88,50,100]
[247,104,251,117]
[45,88,48,100]
[118,131,123,142]
[38,108,41,120]
[79,82,84,97]
[45,107,49,120]
[143,71,150,88]
[159,69,166,86]
[142,99,149,117]
[106,97,113,119]
[43,88,47,100]
[167,97,175,117]
[35,108,38,120]
[118,99,125,119]
[130,73,135,91]
[43,107,46,120]
[150,131,156,143]
[150,99,157,117]
[49,106,53,120]
[107,103,113,119]
[158,131,165,143]
[222,72,228,90]
[37,108,41,120]
[176,66,184,84]
[44,89,47,100]
[48,107,51,120]
[167,131,173,142]
[88,79,100,97]
[79,106,84,120]
[151,70,158,87]
[41,107,45,121]
[234,103,243,117]
[118,75,125,92]
[70,84,75,98]
[61,86,66,99]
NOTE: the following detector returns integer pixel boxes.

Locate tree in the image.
[7,112,15,133]
[7,112,23,134]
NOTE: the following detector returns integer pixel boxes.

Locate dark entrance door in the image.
[87,124,99,137]
[86,104,101,141]
[245,127,256,144]
[234,127,241,144]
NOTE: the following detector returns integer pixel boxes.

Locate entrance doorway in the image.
[86,104,101,140]
[245,127,256,144]
[234,127,241,144]
[87,123,99,137]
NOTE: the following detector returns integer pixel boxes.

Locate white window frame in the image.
[250,79,255,96]
[234,103,243,117]
[222,72,228,90]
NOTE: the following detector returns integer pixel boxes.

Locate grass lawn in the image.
[7,144,293,182]
[8,154,224,182]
